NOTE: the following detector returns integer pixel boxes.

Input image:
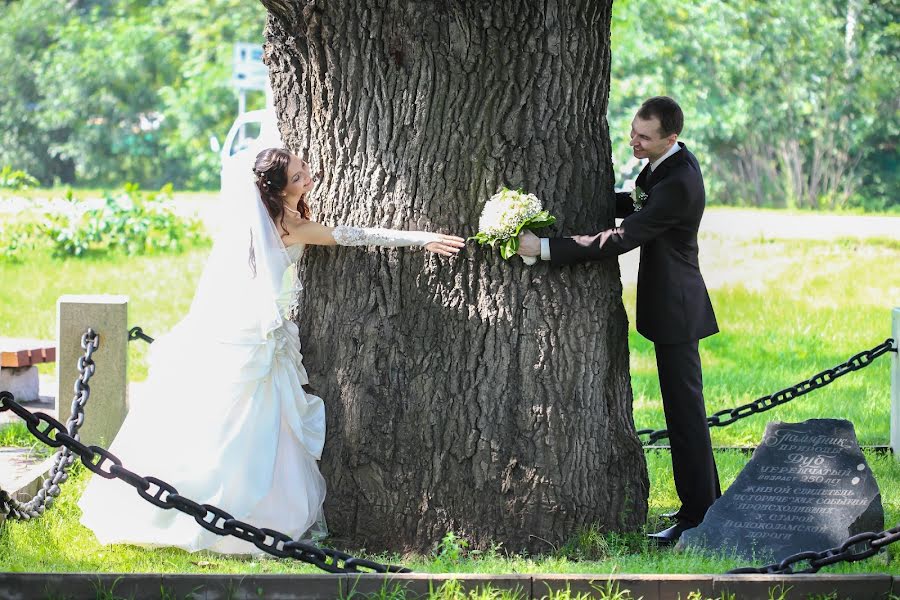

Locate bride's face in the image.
[283,154,315,202]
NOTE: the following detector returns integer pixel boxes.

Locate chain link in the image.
[729,523,900,574]
[1,329,99,520]
[0,389,409,574]
[637,338,897,445]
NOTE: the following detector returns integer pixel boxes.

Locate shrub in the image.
[0,165,40,190]
[0,184,209,260]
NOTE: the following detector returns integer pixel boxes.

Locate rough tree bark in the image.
[261,0,648,553]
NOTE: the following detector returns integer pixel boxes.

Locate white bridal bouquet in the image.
[470,187,556,265]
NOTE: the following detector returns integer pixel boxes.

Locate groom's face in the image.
[629,116,676,163]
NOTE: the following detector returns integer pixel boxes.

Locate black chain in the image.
[1,329,99,520]
[0,391,409,574]
[637,338,897,445]
[729,522,900,574]
[127,326,154,344]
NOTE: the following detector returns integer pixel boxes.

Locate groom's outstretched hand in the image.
[517,230,541,258]
[572,227,623,248]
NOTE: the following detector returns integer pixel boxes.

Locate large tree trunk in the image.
[263,0,648,554]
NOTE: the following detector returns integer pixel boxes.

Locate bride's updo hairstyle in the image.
[252,148,311,236]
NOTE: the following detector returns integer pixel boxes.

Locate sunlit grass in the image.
[0,214,898,577]
[628,235,898,447]
[1,450,897,575]
[0,248,209,380]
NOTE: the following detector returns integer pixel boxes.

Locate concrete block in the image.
[56,295,128,449]
[0,573,162,600]
[533,574,658,599]
[348,573,531,598]
[713,574,894,600]
[0,366,38,402]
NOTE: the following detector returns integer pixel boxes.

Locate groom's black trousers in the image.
[654,340,721,524]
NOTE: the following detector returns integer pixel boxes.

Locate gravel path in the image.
[616,208,898,290]
[699,208,898,240]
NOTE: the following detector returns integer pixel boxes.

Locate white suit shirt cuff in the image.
[540,237,551,261]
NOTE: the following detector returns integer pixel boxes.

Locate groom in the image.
[517,96,720,545]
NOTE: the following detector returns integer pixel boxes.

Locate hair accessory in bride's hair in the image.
[253,169,275,193]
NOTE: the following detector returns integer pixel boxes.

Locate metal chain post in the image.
[1,329,99,520]
[637,338,898,445]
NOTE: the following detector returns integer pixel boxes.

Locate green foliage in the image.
[0,166,40,190]
[44,184,208,257]
[0,0,265,190]
[587,580,636,600]
[609,0,897,211]
[427,580,525,600]
[434,531,471,567]
[0,186,208,260]
[0,0,895,208]
[0,0,72,185]
[0,220,41,262]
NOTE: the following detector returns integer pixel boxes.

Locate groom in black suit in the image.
[518,96,720,544]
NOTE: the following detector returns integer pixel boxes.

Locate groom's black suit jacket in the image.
[549,142,718,345]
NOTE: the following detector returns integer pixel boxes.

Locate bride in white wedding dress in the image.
[78,148,464,554]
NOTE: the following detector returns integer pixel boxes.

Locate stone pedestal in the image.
[56,295,128,448]
[0,365,39,402]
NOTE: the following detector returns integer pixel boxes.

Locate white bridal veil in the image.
[187,166,298,344]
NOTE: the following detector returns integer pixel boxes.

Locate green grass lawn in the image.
[0,213,898,579]
[629,237,898,447]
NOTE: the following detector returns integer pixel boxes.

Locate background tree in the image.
[0,0,266,189]
[608,0,898,211]
[261,0,648,553]
[0,0,73,184]
[0,0,894,207]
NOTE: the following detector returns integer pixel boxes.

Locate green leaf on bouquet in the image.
[523,211,557,231]
[467,231,494,245]
[499,236,519,260]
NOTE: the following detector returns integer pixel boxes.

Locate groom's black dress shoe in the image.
[660,509,684,520]
[648,519,697,546]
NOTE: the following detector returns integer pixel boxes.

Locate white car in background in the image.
[218,106,283,190]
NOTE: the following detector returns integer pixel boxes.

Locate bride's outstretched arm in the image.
[284,220,465,257]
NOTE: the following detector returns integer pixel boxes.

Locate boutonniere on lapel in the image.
[631,185,649,212]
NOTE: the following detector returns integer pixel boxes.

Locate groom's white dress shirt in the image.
[538,142,682,261]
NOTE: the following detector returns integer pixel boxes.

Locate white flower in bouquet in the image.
[470,187,556,265]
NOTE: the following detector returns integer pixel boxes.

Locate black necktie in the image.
[636,163,652,191]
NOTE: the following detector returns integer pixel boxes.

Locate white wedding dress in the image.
[79,178,327,554]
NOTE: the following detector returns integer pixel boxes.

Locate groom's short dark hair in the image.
[637,96,683,137]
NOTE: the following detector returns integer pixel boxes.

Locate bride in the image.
[78,147,464,554]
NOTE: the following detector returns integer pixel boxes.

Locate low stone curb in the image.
[0,572,896,600]
[0,449,55,527]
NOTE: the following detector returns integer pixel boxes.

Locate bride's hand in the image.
[424,234,466,257]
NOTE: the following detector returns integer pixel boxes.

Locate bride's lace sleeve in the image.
[332,225,441,248]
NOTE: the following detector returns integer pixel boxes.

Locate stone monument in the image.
[680,419,883,563]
